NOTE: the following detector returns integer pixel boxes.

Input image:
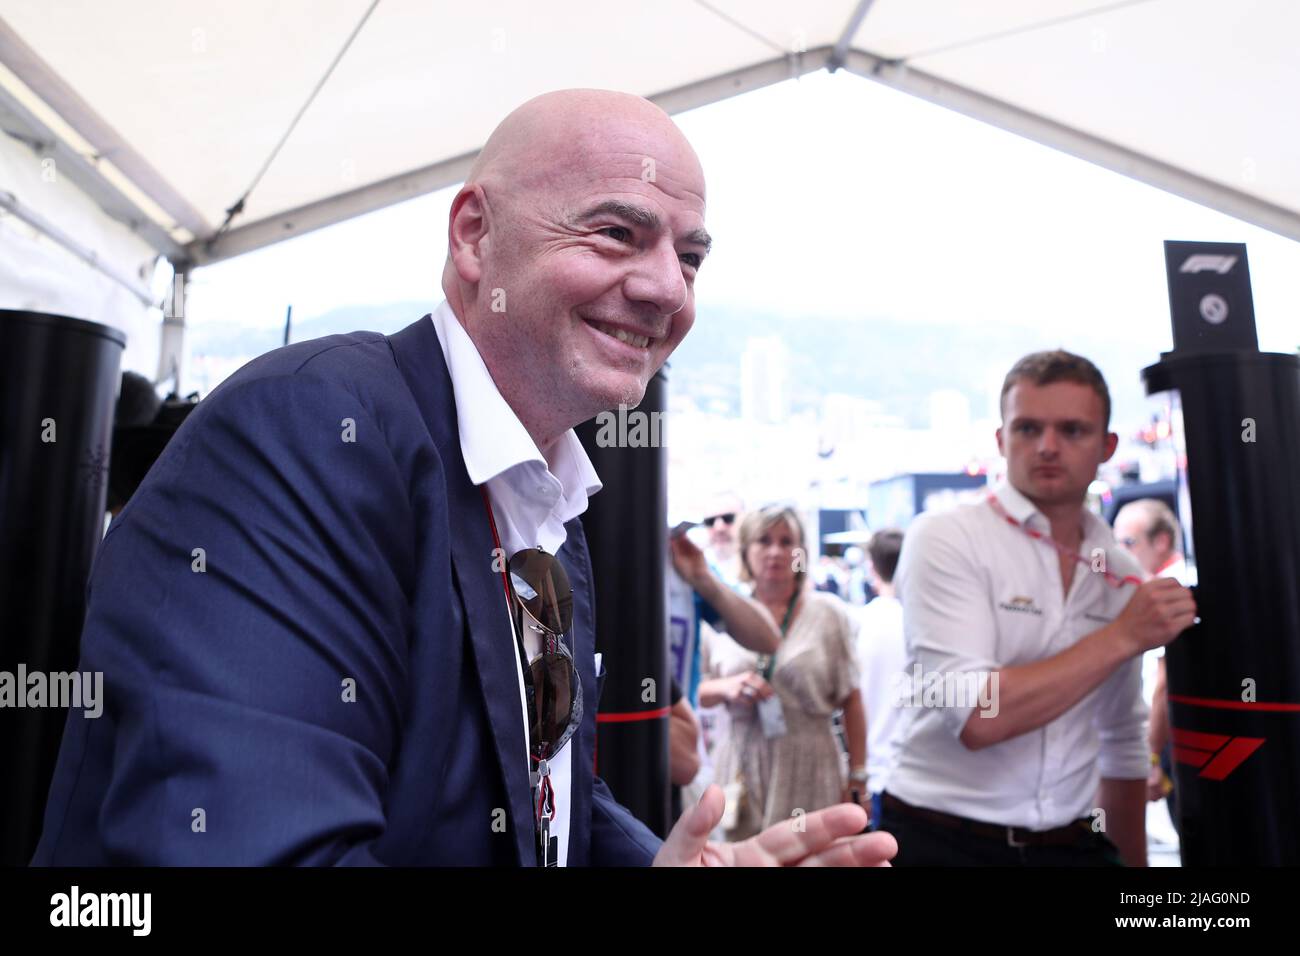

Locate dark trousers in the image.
[878,796,1125,867]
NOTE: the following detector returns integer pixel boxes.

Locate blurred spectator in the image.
[855,528,907,828]
[1115,498,1187,832]
[108,374,199,519]
[698,505,865,840]
[700,492,744,585]
[667,531,781,704]
[106,372,161,517]
[668,529,782,831]
[1115,499,1186,584]
[813,553,843,597]
[844,545,870,605]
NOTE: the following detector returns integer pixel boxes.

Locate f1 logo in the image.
[1172,728,1264,780]
[1179,254,1238,275]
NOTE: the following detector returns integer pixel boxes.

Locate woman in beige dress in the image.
[698,505,867,841]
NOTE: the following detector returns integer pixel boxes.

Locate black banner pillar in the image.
[575,369,670,839]
[0,310,125,865]
[1142,242,1300,865]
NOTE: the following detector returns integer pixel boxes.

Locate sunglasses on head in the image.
[704,512,737,527]
[507,548,583,764]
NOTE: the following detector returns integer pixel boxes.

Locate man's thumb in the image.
[654,785,725,866]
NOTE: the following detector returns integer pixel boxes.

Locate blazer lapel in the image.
[388,315,535,866]
[559,517,596,867]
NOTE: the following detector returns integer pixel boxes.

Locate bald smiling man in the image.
[32,91,897,868]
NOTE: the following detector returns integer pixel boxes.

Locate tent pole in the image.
[155,260,190,396]
[828,0,878,72]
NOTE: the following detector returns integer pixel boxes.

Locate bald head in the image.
[442,88,710,453]
[467,90,700,194]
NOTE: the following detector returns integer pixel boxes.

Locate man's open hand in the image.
[652,785,898,867]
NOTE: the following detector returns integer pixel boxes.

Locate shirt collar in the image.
[992,478,1109,543]
[992,479,1040,526]
[429,300,602,502]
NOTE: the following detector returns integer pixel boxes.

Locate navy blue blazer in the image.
[32,314,662,866]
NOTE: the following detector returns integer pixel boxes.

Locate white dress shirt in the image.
[855,595,907,795]
[430,300,602,866]
[888,480,1148,829]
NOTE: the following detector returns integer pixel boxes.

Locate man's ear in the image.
[447,184,489,284]
[1102,430,1119,462]
[995,426,1005,457]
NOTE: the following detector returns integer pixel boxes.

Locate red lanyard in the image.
[986,493,1142,590]
[480,486,514,610]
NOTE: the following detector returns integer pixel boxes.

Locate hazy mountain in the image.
[671,304,1170,429]
[190,301,435,359]
[192,300,1168,430]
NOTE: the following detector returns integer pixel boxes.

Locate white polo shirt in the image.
[887,480,1148,830]
[430,300,602,866]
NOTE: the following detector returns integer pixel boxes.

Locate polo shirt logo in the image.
[998,595,1043,616]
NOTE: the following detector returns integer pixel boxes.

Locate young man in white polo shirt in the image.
[881,350,1196,866]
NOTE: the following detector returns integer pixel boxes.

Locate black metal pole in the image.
[575,369,671,838]
[1141,241,1300,864]
[1143,352,1300,864]
[0,310,124,865]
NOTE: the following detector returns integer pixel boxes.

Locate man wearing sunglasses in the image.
[700,492,744,586]
[34,89,896,869]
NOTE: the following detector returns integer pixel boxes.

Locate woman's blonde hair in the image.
[737,504,808,588]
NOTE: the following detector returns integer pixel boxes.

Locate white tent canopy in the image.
[2,0,1297,336]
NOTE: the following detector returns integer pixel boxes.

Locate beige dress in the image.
[702,589,859,841]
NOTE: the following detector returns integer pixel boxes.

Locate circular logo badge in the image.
[1199,293,1229,325]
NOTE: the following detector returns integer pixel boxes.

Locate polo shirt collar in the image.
[992,479,1040,526]
[992,478,1109,543]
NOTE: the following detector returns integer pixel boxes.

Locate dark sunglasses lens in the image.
[509,550,573,635]
[528,652,575,753]
[705,512,736,526]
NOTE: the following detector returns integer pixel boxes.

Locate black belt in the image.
[881,792,1098,848]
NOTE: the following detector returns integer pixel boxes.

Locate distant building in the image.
[820,393,885,447]
[741,336,790,424]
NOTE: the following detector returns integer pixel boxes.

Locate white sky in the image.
[185,68,1300,354]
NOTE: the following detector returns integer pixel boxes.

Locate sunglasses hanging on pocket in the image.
[480,488,584,866]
